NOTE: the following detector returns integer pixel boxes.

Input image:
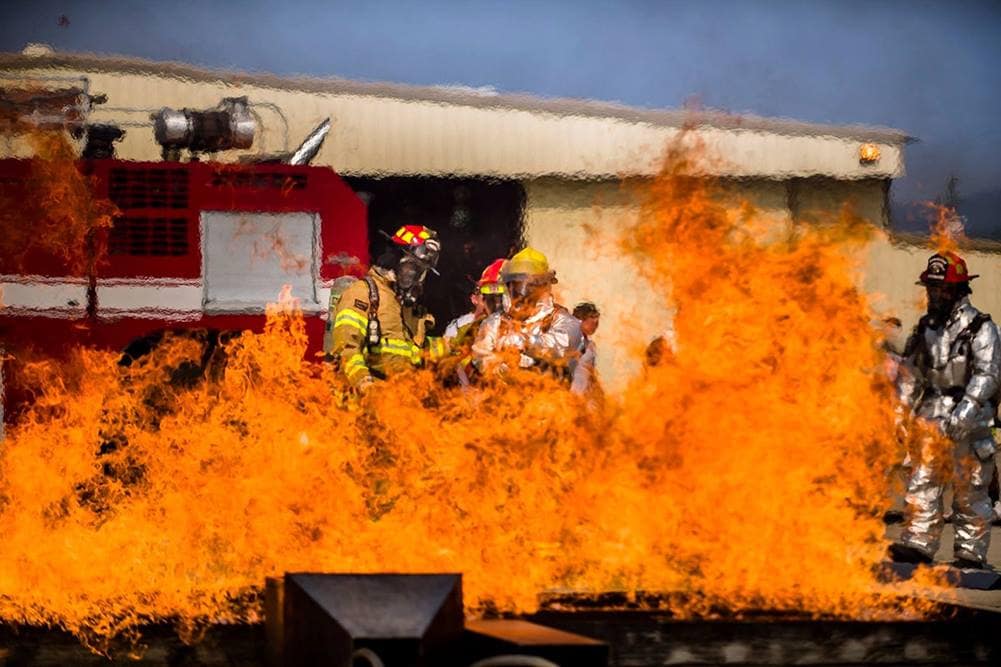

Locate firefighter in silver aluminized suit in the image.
[889,252,1001,570]
[472,247,583,383]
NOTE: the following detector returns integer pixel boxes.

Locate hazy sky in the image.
[1,0,999,228]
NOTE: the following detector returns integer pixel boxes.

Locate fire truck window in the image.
[202,211,318,309]
[346,177,525,333]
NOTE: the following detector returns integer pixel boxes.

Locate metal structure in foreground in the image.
[1,585,1000,666]
[268,573,608,667]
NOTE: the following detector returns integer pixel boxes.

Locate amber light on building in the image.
[859,142,881,164]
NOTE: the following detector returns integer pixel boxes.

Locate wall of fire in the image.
[525,174,1001,390]
[3,52,986,391]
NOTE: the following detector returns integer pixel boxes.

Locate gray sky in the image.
[1,0,999,231]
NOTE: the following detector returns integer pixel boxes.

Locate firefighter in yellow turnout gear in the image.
[328,225,448,391]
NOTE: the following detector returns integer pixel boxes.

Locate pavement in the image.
[884,523,1001,612]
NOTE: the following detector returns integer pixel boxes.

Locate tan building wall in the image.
[794,177,1001,351]
[523,176,1001,393]
[523,177,798,390]
[522,178,652,387]
[794,177,888,228]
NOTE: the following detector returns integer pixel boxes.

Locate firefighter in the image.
[570,302,600,395]
[328,225,447,392]
[889,251,1001,570]
[472,247,582,380]
[439,259,507,386]
[444,258,507,341]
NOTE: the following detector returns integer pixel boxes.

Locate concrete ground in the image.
[884,523,1001,611]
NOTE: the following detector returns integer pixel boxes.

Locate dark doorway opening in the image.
[345,176,525,334]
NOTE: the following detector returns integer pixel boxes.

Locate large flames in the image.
[0,131,116,276]
[0,139,933,653]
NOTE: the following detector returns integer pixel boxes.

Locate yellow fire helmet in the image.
[502,247,557,284]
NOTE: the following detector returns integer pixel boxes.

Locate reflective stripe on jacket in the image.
[328,267,445,386]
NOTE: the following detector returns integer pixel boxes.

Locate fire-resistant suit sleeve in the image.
[896,328,925,411]
[570,339,596,395]
[524,309,583,366]
[444,313,475,341]
[949,321,1001,441]
[425,336,449,363]
[471,312,502,372]
[413,313,449,364]
[329,280,372,387]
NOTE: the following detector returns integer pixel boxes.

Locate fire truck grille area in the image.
[108,167,189,210]
[108,216,188,256]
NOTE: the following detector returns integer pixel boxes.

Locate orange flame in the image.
[0,130,116,276]
[0,141,933,654]
[926,202,965,255]
[611,140,916,614]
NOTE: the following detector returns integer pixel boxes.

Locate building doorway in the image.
[345,176,524,334]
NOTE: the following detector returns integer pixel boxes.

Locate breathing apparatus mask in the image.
[475,258,509,316]
[926,283,966,322]
[482,293,506,315]
[393,236,440,307]
[498,248,556,317]
[504,278,551,316]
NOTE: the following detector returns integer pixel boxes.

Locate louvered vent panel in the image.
[0,175,22,193]
[109,168,189,209]
[109,217,188,256]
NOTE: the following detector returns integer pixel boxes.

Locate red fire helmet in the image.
[391,225,435,247]
[477,259,507,294]
[918,251,979,285]
[389,225,440,272]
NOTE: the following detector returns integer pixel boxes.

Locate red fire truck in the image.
[0,90,369,429]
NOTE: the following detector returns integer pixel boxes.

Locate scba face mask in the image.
[482,293,505,314]
[395,257,428,307]
[507,279,548,307]
[386,228,441,308]
[926,284,962,322]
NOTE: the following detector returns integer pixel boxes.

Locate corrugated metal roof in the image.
[0,50,911,179]
[0,51,913,144]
